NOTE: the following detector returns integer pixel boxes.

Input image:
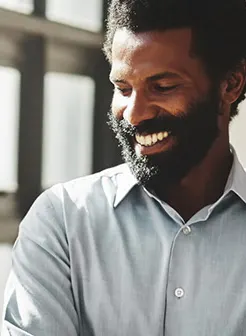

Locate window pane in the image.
[42,73,95,189]
[0,0,33,14]
[230,100,246,167]
[0,67,20,192]
[0,244,12,330]
[46,0,102,31]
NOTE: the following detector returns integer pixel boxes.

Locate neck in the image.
[155,138,233,222]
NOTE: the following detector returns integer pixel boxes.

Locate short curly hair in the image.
[103,0,246,119]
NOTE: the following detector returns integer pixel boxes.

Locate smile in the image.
[135,131,170,147]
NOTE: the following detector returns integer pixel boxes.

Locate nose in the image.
[123,91,158,126]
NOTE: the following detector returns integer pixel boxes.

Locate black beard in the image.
[108,88,221,193]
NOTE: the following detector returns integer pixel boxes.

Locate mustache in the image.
[107,111,188,137]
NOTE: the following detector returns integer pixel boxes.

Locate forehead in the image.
[110,28,207,82]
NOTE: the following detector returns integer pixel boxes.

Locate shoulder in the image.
[47,163,132,207]
[19,164,134,233]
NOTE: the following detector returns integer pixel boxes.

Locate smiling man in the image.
[2,0,246,335]
[107,28,225,220]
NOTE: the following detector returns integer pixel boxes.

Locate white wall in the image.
[0,67,20,192]
[46,0,102,31]
[0,0,33,13]
[230,100,246,167]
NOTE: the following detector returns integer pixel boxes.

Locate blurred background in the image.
[0,0,245,327]
[0,0,123,324]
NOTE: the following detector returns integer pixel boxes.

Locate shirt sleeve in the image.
[1,188,79,336]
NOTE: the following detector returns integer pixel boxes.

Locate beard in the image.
[108,87,221,192]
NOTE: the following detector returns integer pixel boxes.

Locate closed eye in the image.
[153,84,180,92]
[115,86,132,96]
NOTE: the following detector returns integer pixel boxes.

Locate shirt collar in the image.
[113,164,138,207]
[224,147,246,204]
[114,147,246,208]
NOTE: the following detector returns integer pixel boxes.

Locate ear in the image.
[221,61,246,104]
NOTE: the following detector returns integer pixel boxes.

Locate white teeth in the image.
[157,132,164,141]
[135,134,146,146]
[152,133,157,144]
[135,131,170,146]
[145,135,152,146]
[139,135,145,145]
[163,131,169,138]
[136,134,141,143]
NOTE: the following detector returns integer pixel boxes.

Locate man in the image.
[2,0,246,335]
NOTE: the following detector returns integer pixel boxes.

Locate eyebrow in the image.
[109,71,183,83]
[147,72,183,81]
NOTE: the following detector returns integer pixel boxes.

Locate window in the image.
[42,73,95,189]
[0,244,12,330]
[0,0,33,14]
[46,0,102,31]
[0,67,20,192]
[0,0,105,242]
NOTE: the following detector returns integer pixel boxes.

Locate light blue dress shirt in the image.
[2,149,246,336]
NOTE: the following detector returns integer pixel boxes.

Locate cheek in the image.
[111,93,126,119]
[158,95,191,117]
[161,87,203,116]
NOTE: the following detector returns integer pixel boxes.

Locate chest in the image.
[71,198,246,336]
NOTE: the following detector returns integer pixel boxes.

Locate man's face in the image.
[108,28,222,189]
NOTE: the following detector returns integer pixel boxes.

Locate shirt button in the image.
[182,226,191,235]
[175,287,185,298]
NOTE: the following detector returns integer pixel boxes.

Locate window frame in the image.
[0,1,114,243]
